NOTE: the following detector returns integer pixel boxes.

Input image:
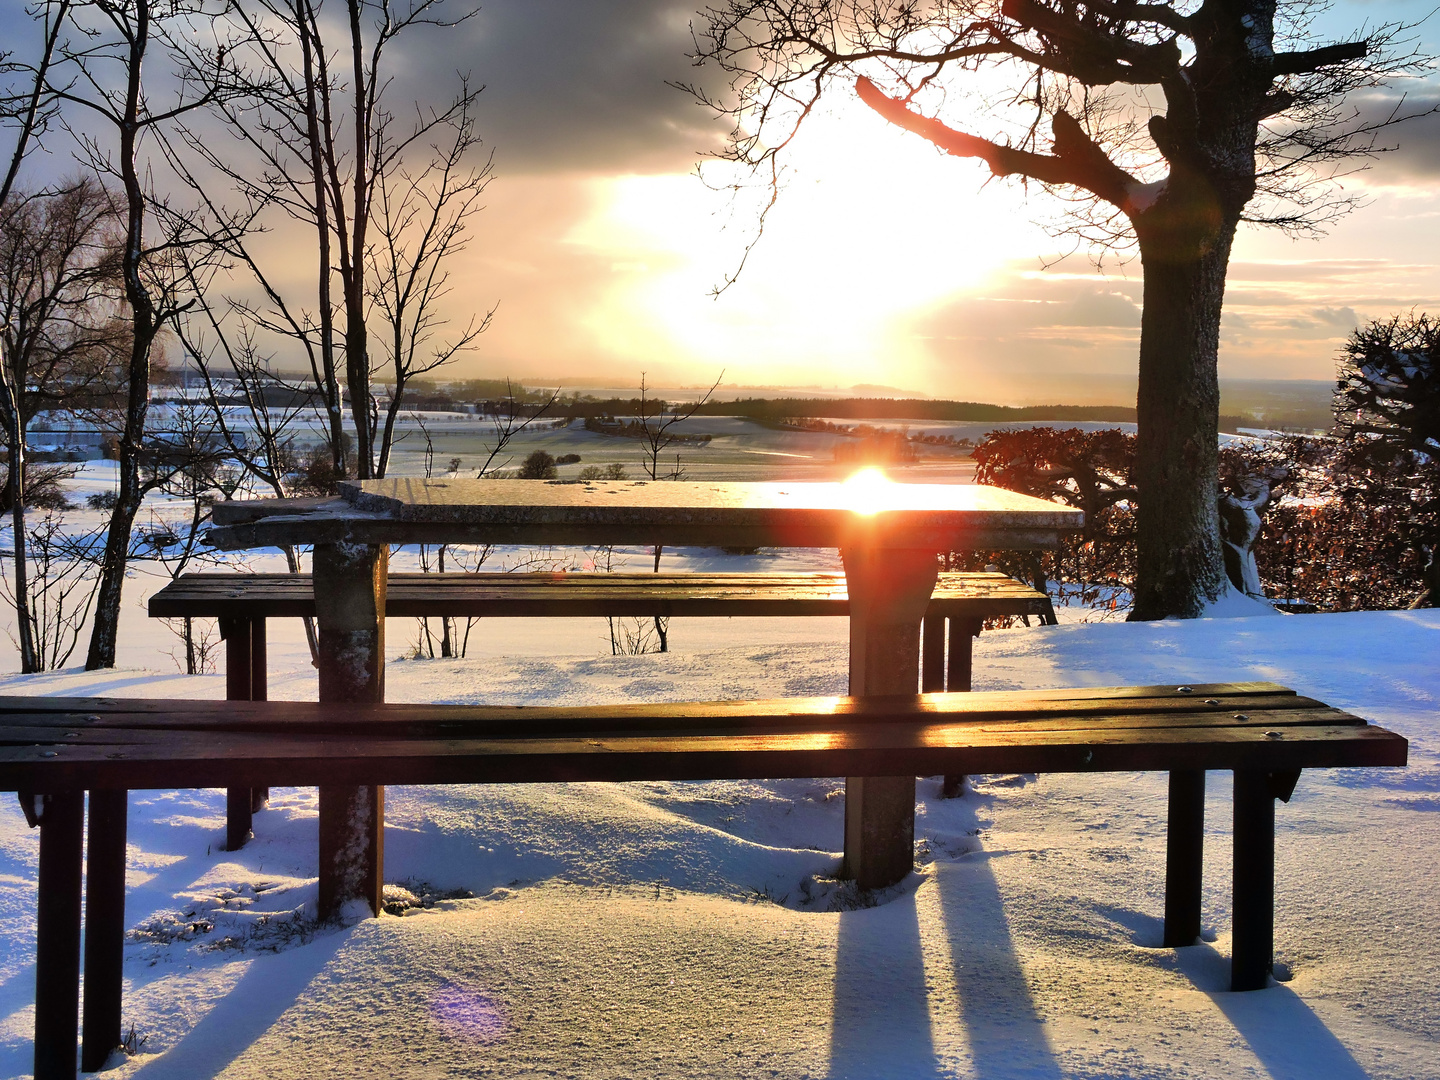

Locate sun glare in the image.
[560,96,1053,387]
[841,467,896,515]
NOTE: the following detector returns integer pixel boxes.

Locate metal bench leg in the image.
[921,614,945,693]
[33,791,84,1080]
[1232,770,1276,991]
[1163,770,1205,947]
[941,617,979,799]
[81,790,127,1072]
[314,542,387,921]
[221,618,254,851]
[250,618,269,810]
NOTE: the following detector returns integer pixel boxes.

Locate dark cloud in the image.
[400,0,727,175]
[1342,88,1440,184]
[0,1,725,180]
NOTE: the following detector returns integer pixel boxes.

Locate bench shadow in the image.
[931,854,1066,1080]
[125,929,351,1080]
[1173,944,1371,1080]
[827,894,942,1079]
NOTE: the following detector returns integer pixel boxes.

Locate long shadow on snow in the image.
[1174,943,1370,1080]
[124,927,351,1080]
[826,790,1064,1080]
[827,892,941,1080]
[931,853,1065,1080]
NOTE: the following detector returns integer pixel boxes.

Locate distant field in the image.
[380,414,985,483]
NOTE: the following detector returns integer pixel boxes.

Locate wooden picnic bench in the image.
[149,570,1056,849]
[0,680,1407,1076]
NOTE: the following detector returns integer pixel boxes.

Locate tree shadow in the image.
[1174,943,1371,1080]
[827,893,944,1079]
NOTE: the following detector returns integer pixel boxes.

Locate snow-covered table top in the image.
[205,477,1084,551]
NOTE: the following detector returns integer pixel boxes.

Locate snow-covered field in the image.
[0,603,1435,1078]
[0,463,1436,1078]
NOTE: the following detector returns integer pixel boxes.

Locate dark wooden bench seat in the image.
[150,570,1057,849]
[0,682,1407,1076]
[149,569,1056,621]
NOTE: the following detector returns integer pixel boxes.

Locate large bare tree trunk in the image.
[1129,224,1235,620]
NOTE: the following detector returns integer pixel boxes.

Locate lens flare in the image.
[430,981,509,1043]
[841,467,896,516]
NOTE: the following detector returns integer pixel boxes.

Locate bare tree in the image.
[137,399,248,673]
[175,0,485,484]
[635,372,722,483]
[50,0,251,669]
[632,372,721,652]
[369,87,494,477]
[0,179,121,671]
[0,0,76,672]
[685,0,1430,618]
[0,509,105,670]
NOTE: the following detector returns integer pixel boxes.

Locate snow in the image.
[1198,584,1283,619]
[0,604,1434,1077]
[0,464,1437,1077]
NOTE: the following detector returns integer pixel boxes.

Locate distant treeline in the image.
[184,380,1274,433]
[551,396,1141,423]
[685,397,1136,422]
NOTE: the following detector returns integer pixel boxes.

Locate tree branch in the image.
[1270,40,1369,78]
[855,76,1142,211]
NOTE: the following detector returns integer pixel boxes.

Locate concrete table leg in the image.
[839,546,939,891]
[314,542,387,922]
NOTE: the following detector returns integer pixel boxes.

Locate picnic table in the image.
[204,476,1083,916]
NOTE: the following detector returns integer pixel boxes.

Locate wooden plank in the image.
[207,517,1078,554]
[0,706,1353,755]
[0,721,1407,793]
[0,708,1369,755]
[221,618,255,851]
[149,571,1054,620]
[0,681,1306,721]
[313,542,386,922]
[0,703,1370,745]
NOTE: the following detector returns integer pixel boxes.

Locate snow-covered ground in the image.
[0,604,1435,1079]
[0,462,1436,1078]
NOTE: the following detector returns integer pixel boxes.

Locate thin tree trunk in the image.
[86,0,156,670]
[1129,225,1234,621]
[7,433,37,673]
[298,0,346,478]
[344,0,374,479]
[86,444,146,669]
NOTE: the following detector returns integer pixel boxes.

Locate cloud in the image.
[1336,88,1440,185]
[399,0,727,176]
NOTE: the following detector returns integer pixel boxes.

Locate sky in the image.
[7,0,1440,405]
